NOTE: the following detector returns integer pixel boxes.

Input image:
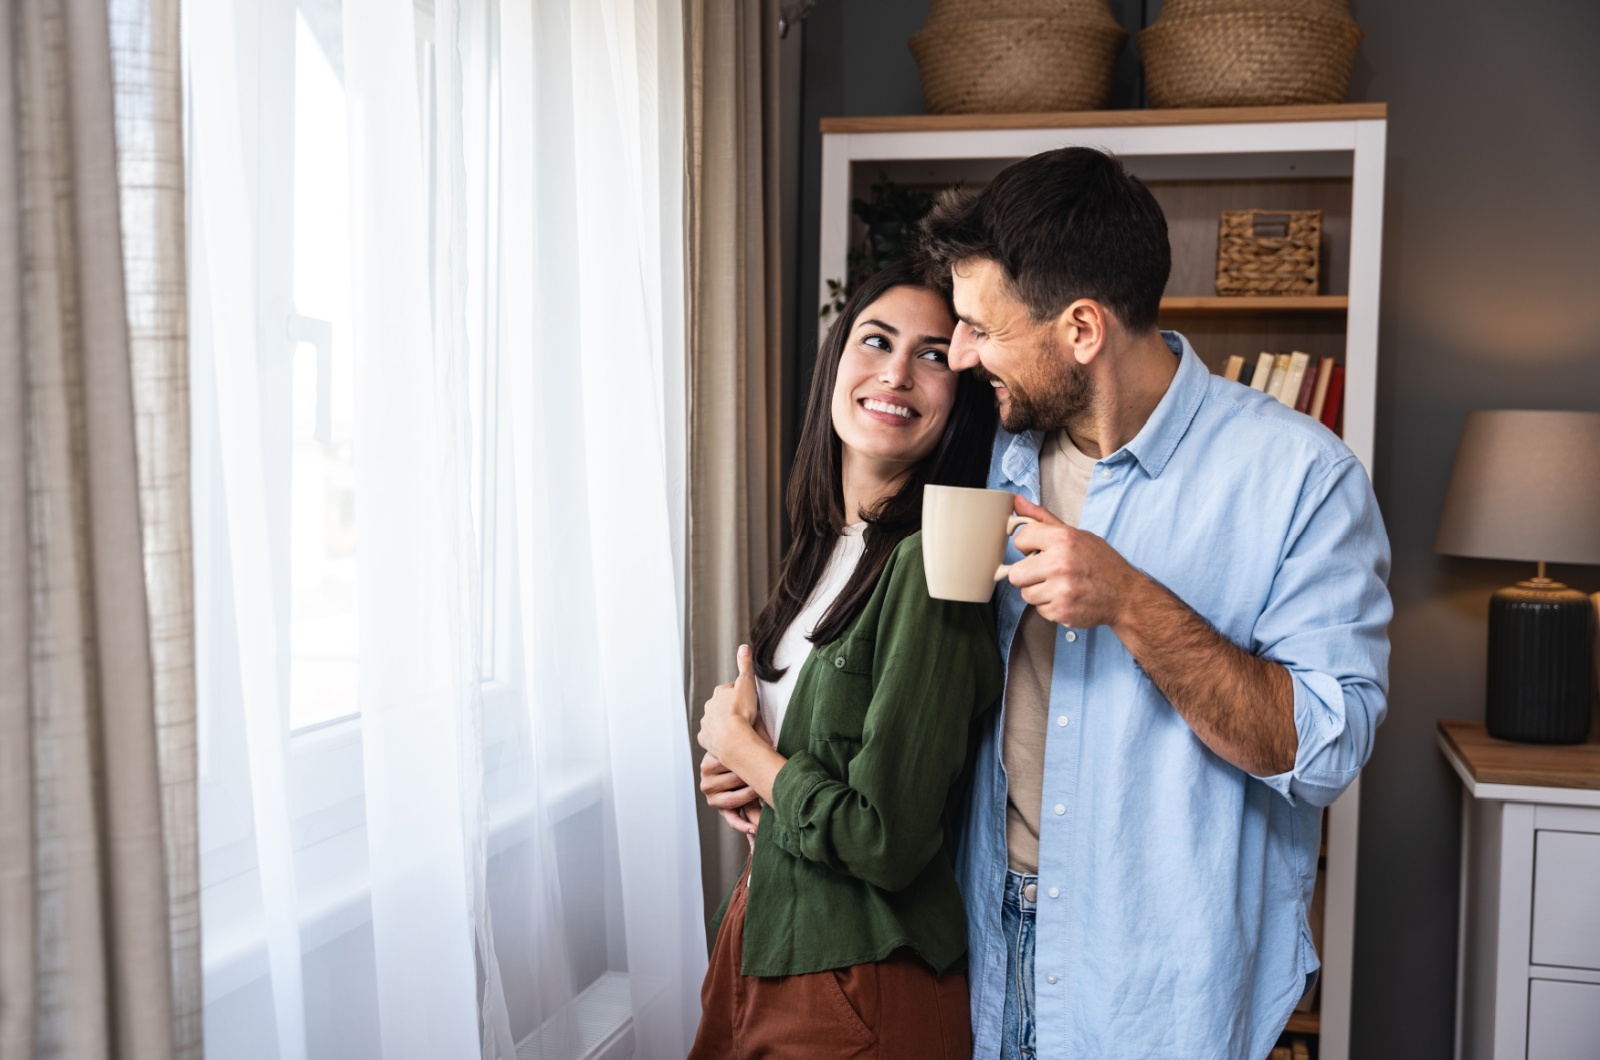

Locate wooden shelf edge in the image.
[1159,295,1348,316]
[820,103,1387,135]
[1284,1010,1321,1035]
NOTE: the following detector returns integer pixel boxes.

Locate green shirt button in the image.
[834,655,846,669]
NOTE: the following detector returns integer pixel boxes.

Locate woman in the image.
[690,259,1003,1058]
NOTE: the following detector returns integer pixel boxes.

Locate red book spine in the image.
[1293,365,1318,413]
[1319,366,1346,434]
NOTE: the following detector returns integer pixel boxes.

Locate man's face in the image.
[947,258,1093,434]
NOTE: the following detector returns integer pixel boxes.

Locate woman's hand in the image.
[697,645,761,762]
[700,710,773,837]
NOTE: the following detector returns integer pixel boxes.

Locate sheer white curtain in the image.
[188,0,704,1057]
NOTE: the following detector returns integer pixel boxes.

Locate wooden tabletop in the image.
[1438,720,1600,791]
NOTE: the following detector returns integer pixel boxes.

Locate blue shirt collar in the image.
[997,330,1207,487]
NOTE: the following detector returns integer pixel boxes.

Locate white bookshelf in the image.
[818,103,1388,1060]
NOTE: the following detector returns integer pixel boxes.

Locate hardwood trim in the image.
[819,103,1388,135]
[1159,295,1348,316]
[1285,1010,1321,1034]
[1439,720,1600,791]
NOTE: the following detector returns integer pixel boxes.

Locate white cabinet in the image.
[1527,980,1600,1060]
[1531,831,1600,971]
[1439,720,1600,1060]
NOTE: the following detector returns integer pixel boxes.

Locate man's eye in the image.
[966,325,987,341]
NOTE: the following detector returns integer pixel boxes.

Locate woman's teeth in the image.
[862,398,914,419]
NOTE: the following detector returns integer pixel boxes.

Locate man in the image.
[921,147,1391,1059]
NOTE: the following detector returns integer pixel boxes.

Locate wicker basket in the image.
[1216,209,1321,295]
[926,0,1121,24]
[911,17,1127,114]
[1158,0,1349,19]
[1139,9,1362,108]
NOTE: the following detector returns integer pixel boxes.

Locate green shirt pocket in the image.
[809,633,874,742]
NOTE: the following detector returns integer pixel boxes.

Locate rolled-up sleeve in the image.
[1254,454,1392,807]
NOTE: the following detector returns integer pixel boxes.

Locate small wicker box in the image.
[1216,209,1322,296]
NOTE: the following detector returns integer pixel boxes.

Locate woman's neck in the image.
[840,447,911,524]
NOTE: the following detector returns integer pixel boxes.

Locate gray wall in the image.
[785,3,1600,1057]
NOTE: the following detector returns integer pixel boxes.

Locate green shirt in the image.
[720,531,1004,977]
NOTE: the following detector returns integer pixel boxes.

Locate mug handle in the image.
[993,514,1037,582]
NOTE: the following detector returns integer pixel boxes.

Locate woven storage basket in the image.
[1159,0,1349,20]
[926,0,1121,24]
[1139,10,1362,108]
[1216,209,1321,295]
[911,17,1127,114]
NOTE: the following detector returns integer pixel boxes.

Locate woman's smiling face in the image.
[829,285,960,475]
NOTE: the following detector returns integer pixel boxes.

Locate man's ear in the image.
[1052,299,1109,366]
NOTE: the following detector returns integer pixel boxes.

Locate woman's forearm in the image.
[717,726,787,806]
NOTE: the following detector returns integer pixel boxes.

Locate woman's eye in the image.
[919,348,949,365]
[863,334,891,351]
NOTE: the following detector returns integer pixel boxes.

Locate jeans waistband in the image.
[1004,869,1038,910]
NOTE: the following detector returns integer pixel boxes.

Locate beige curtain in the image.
[685,0,785,926]
[0,0,199,1057]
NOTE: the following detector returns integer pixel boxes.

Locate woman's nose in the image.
[879,352,913,388]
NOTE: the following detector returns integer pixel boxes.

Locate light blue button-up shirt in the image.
[959,332,1391,1059]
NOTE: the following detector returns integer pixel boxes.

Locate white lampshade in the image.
[1434,410,1600,566]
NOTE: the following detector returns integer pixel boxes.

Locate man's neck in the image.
[1062,330,1178,460]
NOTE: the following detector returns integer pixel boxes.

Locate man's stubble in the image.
[994,333,1095,435]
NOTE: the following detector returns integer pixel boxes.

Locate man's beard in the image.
[985,346,1094,434]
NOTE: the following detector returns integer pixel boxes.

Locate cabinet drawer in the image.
[1528,980,1600,1060]
[1532,831,1600,970]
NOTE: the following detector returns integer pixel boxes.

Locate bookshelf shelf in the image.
[818,104,1385,1060]
[1285,1011,1321,1035]
[1159,295,1348,316]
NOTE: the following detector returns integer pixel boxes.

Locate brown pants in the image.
[688,871,972,1059]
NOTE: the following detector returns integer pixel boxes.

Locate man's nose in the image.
[949,324,980,371]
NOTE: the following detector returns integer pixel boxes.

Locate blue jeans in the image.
[1001,870,1037,1060]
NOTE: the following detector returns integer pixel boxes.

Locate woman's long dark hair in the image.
[750,260,998,682]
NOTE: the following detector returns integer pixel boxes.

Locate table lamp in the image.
[1434,410,1600,744]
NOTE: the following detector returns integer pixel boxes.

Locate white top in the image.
[758,523,867,744]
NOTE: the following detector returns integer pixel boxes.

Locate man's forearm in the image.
[1111,574,1296,777]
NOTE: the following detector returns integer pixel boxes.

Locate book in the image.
[1238,360,1255,387]
[1319,365,1346,433]
[1279,352,1311,410]
[1308,356,1336,419]
[1222,354,1245,382]
[1292,1040,1311,1060]
[1264,354,1291,401]
[1249,352,1275,392]
[1294,369,1316,412]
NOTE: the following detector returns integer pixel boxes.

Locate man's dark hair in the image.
[920,146,1171,333]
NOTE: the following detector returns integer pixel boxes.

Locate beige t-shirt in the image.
[1004,431,1096,873]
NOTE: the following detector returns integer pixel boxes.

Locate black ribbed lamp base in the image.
[1485,579,1595,745]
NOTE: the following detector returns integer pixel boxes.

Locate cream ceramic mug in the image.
[922,485,1035,602]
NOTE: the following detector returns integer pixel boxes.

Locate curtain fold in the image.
[191,1,705,1056]
[0,0,199,1057]
[684,0,785,928]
